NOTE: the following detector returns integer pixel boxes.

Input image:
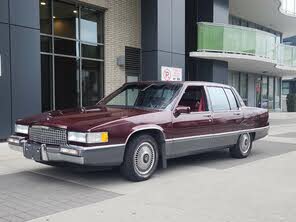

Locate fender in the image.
[125,124,168,168]
[125,124,166,145]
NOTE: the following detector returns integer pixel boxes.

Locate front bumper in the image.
[7,135,125,166]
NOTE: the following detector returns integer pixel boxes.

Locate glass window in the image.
[178,86,208,112]
[229,71,240,92]
[282,82,290,95]
[275,78,281,109]
[127,76,139,83]
[39,1,105,111]
[240,73,248,104]
[41,55,53,111]
[41,36,52,53]
[40,0,52,34]
[53,0,79,39]
[256,77,262,108]
[225,88,239,110]
[81,7,104,44]
[54,57,80,109]
[82,60,104,106]
[81,44,103,59]
[207,87,231,112]
[54,38,79,56]
[268,77,274,109]
[261,77,268,109]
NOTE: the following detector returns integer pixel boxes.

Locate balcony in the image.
[279,0,296,17]
[190,22,296,76]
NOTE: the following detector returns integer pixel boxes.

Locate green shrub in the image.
[287,93,296,112]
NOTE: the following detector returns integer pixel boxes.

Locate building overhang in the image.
[230,0,296,37]
[190,51,296,77]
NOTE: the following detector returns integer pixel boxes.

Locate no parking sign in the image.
[161,66,182,81]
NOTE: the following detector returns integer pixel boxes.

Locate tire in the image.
[120,134,159,182]
[230,133,253,159]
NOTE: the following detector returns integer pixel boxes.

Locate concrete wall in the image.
[81,0,141,95]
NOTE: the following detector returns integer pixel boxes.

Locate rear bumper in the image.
[8,135,125,166]
[253,126,269,141]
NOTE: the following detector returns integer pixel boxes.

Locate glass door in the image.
[255,77,262,108]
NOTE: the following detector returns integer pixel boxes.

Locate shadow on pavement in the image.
[25,140,296,187]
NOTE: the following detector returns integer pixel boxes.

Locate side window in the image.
[207,87,230,112]
[225,88,239,110]
[178,86,208,112]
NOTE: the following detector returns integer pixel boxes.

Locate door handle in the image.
[203,114,212,118]
[233,112,241,116]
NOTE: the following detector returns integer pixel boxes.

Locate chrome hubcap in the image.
[240,133,251,154]
[134,142,155,175]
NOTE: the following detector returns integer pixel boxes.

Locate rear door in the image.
[206,86,241,147]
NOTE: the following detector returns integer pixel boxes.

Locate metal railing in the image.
[197,22,296,69]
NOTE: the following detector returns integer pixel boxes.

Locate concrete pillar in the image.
[186,0,230,84]
[141,0,185,81]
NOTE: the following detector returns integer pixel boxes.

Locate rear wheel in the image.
[230,133,253,158]
[120,134,159,182]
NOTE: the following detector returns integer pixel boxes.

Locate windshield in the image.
[99,83,182,110]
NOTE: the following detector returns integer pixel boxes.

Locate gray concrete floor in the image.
[0,112,296,222]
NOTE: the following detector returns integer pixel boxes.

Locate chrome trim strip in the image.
[165,126,269,142]
[124,126,165,145]
[70,143,126,151]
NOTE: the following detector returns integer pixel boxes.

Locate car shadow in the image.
[28,140,296,187]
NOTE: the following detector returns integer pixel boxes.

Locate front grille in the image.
[29,126,67,145]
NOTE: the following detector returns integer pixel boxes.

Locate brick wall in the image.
[81,0,141,95]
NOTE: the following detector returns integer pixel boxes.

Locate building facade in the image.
[1,0,296,139]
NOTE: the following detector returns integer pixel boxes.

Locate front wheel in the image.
[120,134,159,182]
[230,133,253,159]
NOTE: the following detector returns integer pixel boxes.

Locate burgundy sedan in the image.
[8,81,269,181]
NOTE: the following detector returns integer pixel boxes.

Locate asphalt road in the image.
[0,112,295,222]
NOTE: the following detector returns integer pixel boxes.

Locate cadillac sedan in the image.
[8,81,269,181]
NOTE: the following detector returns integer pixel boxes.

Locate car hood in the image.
[19,106,160,132]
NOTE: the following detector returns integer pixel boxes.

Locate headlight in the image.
[68,132,108,144]
[15,124,29,135]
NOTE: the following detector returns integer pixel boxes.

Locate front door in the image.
[167,86,213,158]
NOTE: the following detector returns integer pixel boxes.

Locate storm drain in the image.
[0,172,119,222]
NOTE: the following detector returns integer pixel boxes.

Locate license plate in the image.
[24,144,42,161]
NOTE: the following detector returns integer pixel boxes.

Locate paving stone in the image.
[0,172,119,222]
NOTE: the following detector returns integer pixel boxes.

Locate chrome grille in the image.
[29,126,67,145]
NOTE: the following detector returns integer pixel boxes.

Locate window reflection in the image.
[55,57,80,109]
[54,38,79,56]
[268,77,274,110]
[40,0,104,111]
[81,7,104,44]
[82,60,104,106]
[53,0,79,39]
[262,77,268,109]
[280,0,296,16]
[40,0,52,34]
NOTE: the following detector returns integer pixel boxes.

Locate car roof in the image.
[125,81,232,88]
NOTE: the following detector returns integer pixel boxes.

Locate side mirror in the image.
[174,106,191,117]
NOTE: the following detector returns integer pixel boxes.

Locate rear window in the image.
[207,87,230,112]
[225,88,239,110]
